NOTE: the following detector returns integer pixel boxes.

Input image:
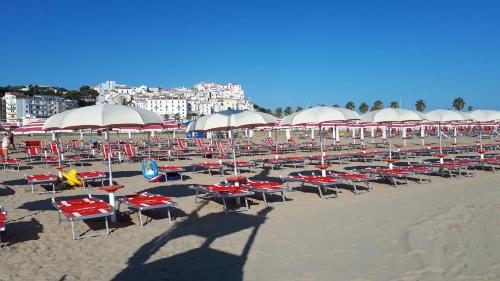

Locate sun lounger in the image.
[327,172,377,195]
[358,168,409,187]
[225,161,255,174]
[241,179,292,205]
[25,173,58,193]
[190,184,254,214]
[158,165,185,181]
[283,156,307,168]
[285,174,340,199]
[52,196,113,240]
[78,171,107,189]
[192,162,225,176]
[118,192,176,227]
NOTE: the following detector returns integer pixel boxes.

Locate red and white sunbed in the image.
[327,172,377,195]
[190,184,254,214]
[358,168,409,187]
[25,173,58,193]
[78,171,107,189]
[52,196,113,240]
[158,165,185,181]
[285,174,340,199]
[241,179,292,205]
[192,162,225,176]
[118,192,176,227]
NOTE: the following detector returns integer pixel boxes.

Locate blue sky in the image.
[1,0,499,110]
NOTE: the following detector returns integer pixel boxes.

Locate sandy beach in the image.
[1,135,499,281]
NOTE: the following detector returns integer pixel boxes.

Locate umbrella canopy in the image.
[186,109,277,176]
[280,106,360,175]
[186,109,277,132]
[43,104,162,130]
[425,109,469,154]
[361,108,426,166]
[14,120,47,134]
[361,108,426,123]
[280,106,359,126]
[43,104,163,187]
[469,109,500,122]
[425,109,470,123]
[469,109,500,156]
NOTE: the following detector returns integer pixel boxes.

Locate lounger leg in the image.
[262,193,268,206]
[335,185,340,198]
[71,220,77,240]
[365,181,372,192]
[281,191,286,203]
[138,210,144,228]
[167,207,172,223]
[244,197,250,211]
[105,216,110,235]
[318,186,324,199]
[222,197,228,214]
[352,182,359,195]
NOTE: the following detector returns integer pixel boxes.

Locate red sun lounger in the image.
[358,168,409,187]
[52,196,113,240]
[286,175,340,199]
[118,192,176,227]
[190,184,254,214]
[25,173,59,194]
[241,180,292,205]
[328,172,377,195]
[225,161,255,173]
[78,171,107,189]
[158,165,185,181]
[192,162,225,176]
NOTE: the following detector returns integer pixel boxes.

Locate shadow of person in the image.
[111,204,272,281]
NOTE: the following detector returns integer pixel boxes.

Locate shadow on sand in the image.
[111,203,272,281]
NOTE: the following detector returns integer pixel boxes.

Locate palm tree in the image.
[359,102,369,113]
[415,99,426,112]
[274,107,283,118]
[345,101,355,111]
[295,106,303,112]
[371,100,384,111]
[467,105,473,112]
[332,104,340,108]
[389,101,399,108]
[452,97,465,111]
[284,106,293,116]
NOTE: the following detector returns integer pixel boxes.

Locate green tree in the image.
[371,100,384,111]
[274,107,283,118]
[389,101,399,108]
[295,106,303,112]
[345,101,355,111]
[415,99,426,112]
[284,106,293,116]
[359,102,369,113]
[332,104,340,108]
[467,105,473,112]
[452,97,465,111]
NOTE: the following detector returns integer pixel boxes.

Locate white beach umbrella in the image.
[361,108,426,167]
[425,109,468,156]
[281,106,360,175]
[186,109,277,176]
[469,109,500,157]
[43,104,163,184]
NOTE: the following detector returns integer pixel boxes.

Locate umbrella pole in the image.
[319,124,326,176]
[56,132,62,166]
[388,123,392,160]
[479,122,484,159]
[231,129,238,177]
[106,128,113,185]
[274,128,278,159]
[439,122,443,154]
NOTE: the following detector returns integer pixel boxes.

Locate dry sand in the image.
[0,134,499,281]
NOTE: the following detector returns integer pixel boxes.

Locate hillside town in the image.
[93,81,254,119]
[0,81,254,124]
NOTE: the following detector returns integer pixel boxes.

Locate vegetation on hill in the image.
[0,85,99,107]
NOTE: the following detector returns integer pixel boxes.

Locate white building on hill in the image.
[93,81,254,119]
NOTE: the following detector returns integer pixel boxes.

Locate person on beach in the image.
[2,132,10,159]
[8,130,15,150]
